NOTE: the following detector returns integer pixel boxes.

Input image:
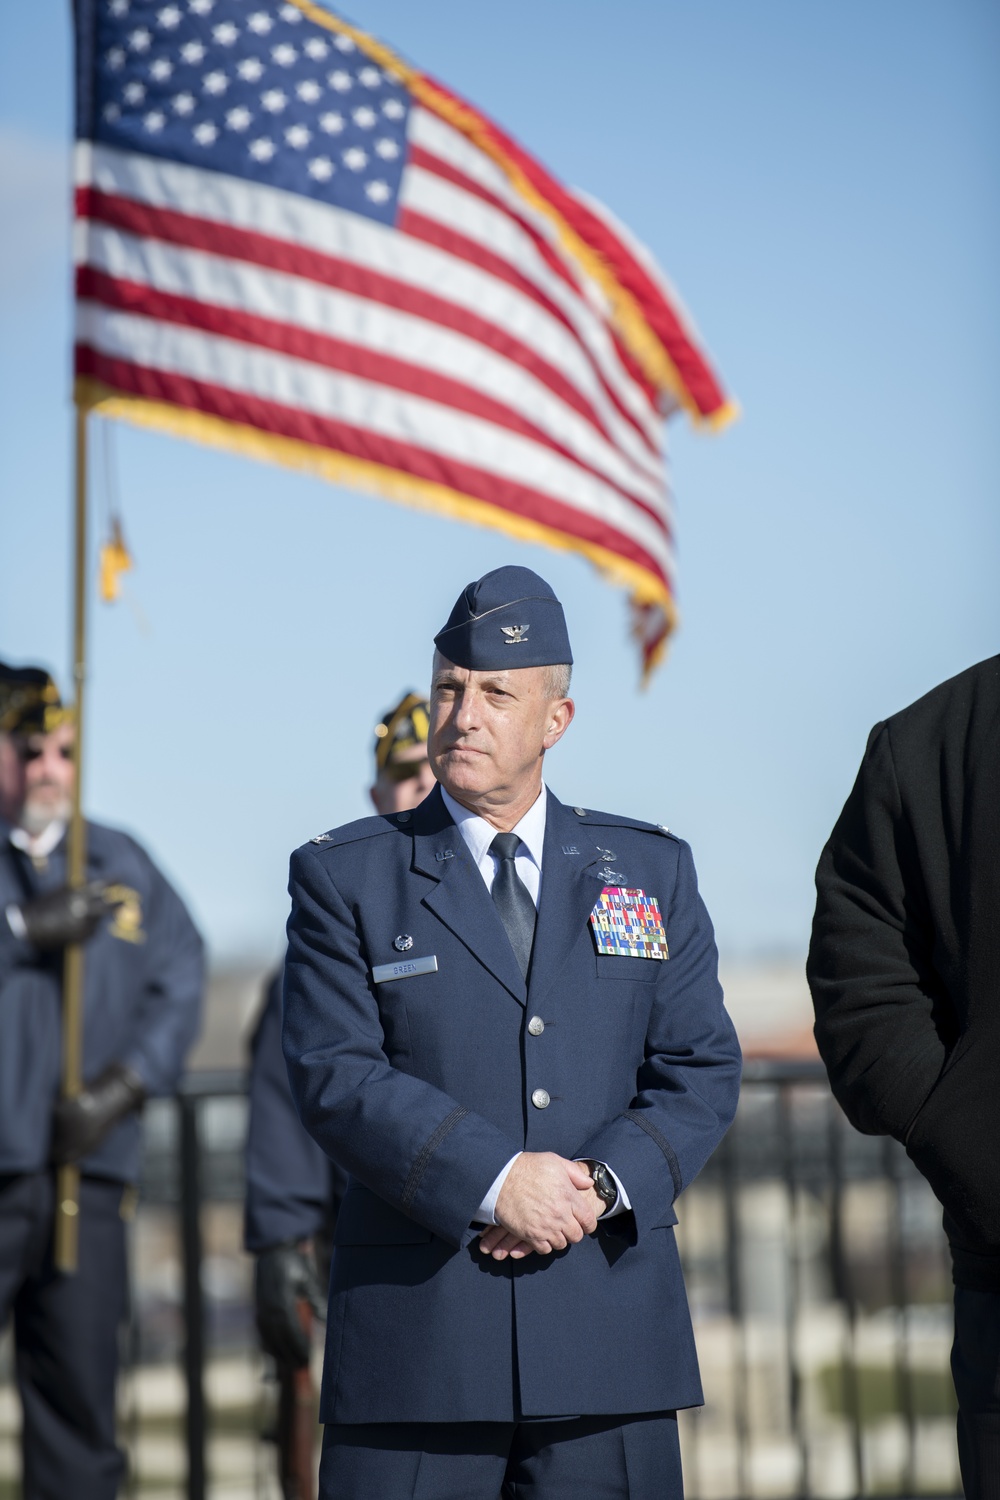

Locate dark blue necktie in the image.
[490,832,536,980]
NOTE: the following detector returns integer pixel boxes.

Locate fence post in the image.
[720,1126,750,1497]
[179,1092,206,1500]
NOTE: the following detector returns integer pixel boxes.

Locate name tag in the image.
[590,887,668,960]
[372,954,439,984]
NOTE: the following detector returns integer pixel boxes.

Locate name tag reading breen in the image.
[372,955,439,984]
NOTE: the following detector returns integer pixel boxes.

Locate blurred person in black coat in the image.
[808,656,1000,1498]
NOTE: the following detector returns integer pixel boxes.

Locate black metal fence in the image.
[678,1061,958,1497]
[128,1062,960,1499]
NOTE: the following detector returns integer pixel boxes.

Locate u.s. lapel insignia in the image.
[590,887,668,960]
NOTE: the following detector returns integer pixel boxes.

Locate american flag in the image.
[74,0,733,677]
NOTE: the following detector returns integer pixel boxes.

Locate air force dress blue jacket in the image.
[282,786,741,1423]
[0,820,204,1183]
[245,967,345,1253]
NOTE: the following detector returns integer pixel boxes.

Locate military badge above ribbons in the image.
[590,887,669,960]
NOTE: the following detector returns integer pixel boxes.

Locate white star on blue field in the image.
[80,0,411,224]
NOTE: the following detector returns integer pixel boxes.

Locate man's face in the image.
[6,722,76,834]
[370,741,436,816]
[428,657,573,807]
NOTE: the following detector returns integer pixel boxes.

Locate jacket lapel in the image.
[526,793,610,1008]
[411,786,527,1006]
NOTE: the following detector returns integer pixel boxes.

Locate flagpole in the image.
[54,403,90,1274]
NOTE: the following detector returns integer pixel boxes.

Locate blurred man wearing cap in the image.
[0,662,204,1500]
[244,693,434,1497]
[283,567,741,1499]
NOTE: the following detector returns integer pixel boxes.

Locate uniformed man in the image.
[244,694,434,1496]
[0,662,204,1500]
[282,566,742,1499]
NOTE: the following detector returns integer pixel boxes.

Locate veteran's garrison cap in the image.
[0,662,72,737]
[433,566,573,671]
[374,691,430,774]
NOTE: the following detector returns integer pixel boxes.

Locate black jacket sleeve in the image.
[807,723,952,1142]
[809,661,1000,1262]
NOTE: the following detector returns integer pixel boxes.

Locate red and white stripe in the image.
[74,104,677,599]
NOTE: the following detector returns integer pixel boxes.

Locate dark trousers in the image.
[953,1287,1000,1500]
[320,1412,682,1499]
[0,1171,128,1500]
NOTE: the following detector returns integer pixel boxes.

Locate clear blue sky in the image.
[2,1,998,966]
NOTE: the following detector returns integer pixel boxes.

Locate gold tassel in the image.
[99,517,134,603]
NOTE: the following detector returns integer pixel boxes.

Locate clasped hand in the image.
[478,1152,602,1262]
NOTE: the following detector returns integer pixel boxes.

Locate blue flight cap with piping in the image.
[433,566,573,671]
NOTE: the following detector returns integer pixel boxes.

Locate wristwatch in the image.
[582,1159,619,1215]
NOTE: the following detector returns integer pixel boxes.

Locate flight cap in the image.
[433,566,572,671]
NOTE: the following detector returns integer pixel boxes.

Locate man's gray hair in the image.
[544,663,572,699]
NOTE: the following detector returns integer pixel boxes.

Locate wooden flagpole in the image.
[54,404,90,1274]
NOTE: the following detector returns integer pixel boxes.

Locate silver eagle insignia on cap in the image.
[501,624,529,644]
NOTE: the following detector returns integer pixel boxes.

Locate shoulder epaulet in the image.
[305,812,404,851]
[565,805,678,840]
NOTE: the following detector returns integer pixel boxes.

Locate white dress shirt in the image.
[8,819,65,860]
[439,785,630,1227]
[440,784,546,906]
